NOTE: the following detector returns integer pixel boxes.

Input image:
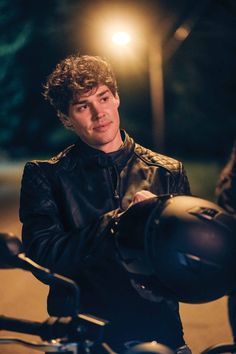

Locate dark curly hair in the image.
[43,54,118,115]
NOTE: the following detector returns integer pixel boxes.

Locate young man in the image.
[20,54,191,353]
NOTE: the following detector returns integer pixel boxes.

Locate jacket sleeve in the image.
[216,142,236,215]
[19,162,118,280]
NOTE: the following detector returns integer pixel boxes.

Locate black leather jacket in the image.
[20,131,190,349]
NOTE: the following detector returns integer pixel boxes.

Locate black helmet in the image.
[116,195,236,303]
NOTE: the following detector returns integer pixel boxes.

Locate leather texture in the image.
[20,130,191,350]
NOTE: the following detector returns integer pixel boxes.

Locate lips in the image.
[93,121,111,132]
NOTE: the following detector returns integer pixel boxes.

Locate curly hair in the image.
[43,54,118,115]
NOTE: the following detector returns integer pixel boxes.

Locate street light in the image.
[112,31,131,46]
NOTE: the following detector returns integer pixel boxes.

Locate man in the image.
[20,54,191,353]
[216,140,236,343]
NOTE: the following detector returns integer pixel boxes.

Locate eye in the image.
[76,104,88,112]
[100,95,109,103]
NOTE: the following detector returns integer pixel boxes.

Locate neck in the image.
[91,131,123,154]
[97,139,123,153]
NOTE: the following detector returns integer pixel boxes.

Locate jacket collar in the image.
[67,130,135,171]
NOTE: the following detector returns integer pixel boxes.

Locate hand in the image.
[131,190,157,205]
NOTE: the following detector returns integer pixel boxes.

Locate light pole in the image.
[109,29,165,152]
[148,35,165,152]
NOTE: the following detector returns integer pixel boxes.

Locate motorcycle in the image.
[0,232,174,354]
[1,195,236,353]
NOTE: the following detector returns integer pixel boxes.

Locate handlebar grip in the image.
[0,315,73,340]
[0,315,42,336]
[0,314,108,342]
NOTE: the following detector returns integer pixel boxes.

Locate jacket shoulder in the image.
[134,143,182,175]
[23,144,76,180]
[33,144,75,166]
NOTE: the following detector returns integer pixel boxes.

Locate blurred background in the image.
[1,0,236,160]
[0,0,236,353]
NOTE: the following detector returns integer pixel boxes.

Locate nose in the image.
[91,103,105,120]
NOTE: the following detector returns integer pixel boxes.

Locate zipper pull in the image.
[114,190,120,200]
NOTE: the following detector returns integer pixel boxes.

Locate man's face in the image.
[61,85,122,153]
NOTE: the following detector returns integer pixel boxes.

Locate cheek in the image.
[72,119,92,137]
[71,115,87,129]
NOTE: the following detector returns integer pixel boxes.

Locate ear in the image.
[57,111,74,129]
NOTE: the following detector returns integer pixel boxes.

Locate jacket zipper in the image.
[106,165,121,208]
[113,165,121,207]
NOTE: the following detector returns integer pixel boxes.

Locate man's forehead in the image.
[73,85,110,103]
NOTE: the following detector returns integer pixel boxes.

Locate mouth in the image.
[93,121,111,132]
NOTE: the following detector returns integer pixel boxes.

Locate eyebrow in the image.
[72,89,110,106]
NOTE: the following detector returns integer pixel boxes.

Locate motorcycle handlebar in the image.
[0,337,66,352]
[0,315,42,337]
[0,313,108,342]
[2,315,236,353]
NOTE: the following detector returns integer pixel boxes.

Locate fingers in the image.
[132,190,157,205]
